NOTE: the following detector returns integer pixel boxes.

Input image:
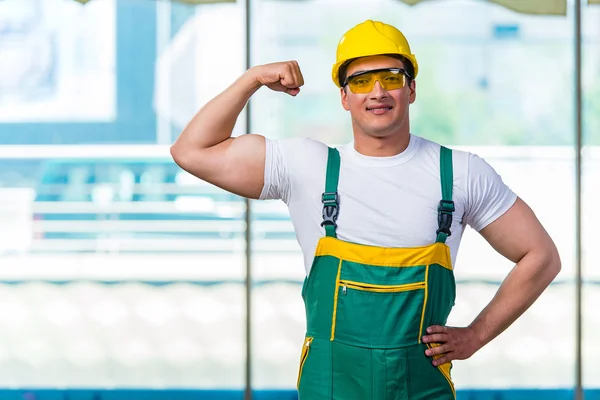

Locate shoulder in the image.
[266,137,333,183]
[413,137,512,206]
[267,137,330,159]
[414,136,500,178]
[412,135,472,173]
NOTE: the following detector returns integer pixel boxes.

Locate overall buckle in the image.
[321,192,339,227]
[436,200,455,236]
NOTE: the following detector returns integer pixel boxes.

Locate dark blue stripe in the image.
[0,389,597,400]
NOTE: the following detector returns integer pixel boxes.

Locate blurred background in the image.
[0,0,598,399]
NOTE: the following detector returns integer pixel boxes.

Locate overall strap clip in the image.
[436,200,455,237]
[321,192,339,228]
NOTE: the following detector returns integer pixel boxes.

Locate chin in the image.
[365,124,398,138]
[363,131,395,139]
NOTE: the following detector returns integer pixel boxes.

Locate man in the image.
[171,20,561,400]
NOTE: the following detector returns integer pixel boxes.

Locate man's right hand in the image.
[251,61,305,96]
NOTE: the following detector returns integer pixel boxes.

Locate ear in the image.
[408,80,416,104]
[341,87,350,111]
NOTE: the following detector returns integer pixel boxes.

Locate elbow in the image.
[544,244,562,282]
[170,142,190,169]
[169,142,211,182]
[170,144,195,177]
[551,249,562,277]
[525,242,561,285]
[170,143,182,165]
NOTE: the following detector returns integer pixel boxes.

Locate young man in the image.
[171,20,561,400]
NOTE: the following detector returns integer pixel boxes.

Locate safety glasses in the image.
[342,68,412,94]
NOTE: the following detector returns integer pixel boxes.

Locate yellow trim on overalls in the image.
[339,280,426,292]
[419,265,430,344]
[315,236,453,270]
[427,342,456,398]
[330,260,342,341]
[296,336,313,389]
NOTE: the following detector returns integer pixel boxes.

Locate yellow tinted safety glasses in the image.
[343,68,412,94]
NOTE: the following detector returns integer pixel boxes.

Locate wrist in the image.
[242,66,264,90]
[466,322,486,350]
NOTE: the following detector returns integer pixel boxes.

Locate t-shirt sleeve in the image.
[464,153,518,232]
[258,138,292,204]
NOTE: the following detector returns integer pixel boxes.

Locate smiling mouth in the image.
[367,106,393,112]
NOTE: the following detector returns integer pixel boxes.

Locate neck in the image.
[352,129,411,157]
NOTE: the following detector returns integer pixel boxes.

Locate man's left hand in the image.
[422,325,481,366]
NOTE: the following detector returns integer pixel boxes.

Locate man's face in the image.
[341,55,416,139]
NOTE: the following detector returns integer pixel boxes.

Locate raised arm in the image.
[170,61,304,199]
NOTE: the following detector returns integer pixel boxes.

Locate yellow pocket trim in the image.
[330,260,342,341]
[418,265,430,344]
[339,280,426,293]
[296,336,313,389]
[426,343,456,398]
[315,236,452,270]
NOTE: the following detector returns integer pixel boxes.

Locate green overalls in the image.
[296,146,457,400]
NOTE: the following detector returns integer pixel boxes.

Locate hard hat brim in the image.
[332,53,419,88]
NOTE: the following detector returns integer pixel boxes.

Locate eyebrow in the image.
[348,68,403,77]
[349,67,401,75]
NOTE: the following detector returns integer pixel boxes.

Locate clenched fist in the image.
[251,61,305,96]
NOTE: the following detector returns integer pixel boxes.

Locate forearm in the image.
[468,248,561,349]
[172,70,261,151]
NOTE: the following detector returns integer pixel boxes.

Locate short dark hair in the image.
[338,54,415,88]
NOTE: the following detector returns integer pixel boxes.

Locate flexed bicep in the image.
[171,134,267,199]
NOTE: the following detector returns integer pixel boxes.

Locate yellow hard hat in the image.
[332,20,419,88]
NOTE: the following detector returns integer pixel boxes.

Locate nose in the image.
[370,80,387,99]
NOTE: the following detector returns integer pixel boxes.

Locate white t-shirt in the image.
[259,134,517,275]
